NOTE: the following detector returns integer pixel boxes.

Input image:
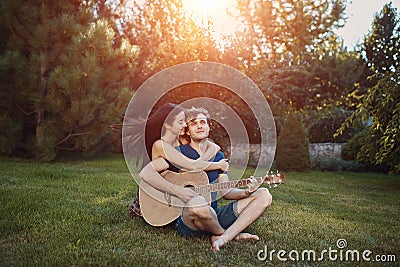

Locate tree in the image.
[306,107,357,143]
[306,37,369,109]
[113,0,348,111]
[111,0,265,145]
[0,0,137,160]
[275,113,310,172]
[123,0,222,88]
[337,3,400,173]
[363,2,399,73]
[122,0,351,142]
[226,0,347,111]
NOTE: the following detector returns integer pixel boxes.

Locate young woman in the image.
[129,103,228,217]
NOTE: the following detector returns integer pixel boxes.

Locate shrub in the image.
[306,108,357,143]
[341,130,367,161]
[311,156,365,172]
[342,129,391,173]
[275,113,310,172]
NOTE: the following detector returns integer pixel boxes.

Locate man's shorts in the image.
[176,201,239,237]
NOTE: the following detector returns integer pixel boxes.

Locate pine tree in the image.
[275,113,311,172]
[363,2,399,74]
[0,0,137,160]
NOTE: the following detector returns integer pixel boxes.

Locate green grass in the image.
[1,154,399,266]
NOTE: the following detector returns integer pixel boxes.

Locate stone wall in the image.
[309,143,345,159]
[226,143,345,166]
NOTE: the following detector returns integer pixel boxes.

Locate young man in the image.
[140,107,272,251]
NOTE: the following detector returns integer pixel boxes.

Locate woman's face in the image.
[166,111,186,136]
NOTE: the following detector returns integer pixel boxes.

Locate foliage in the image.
[310,156,364,172]
[307,39,370,109]
[337,3,400,173]
[230,0,348,111]
[116,0,351,145]
[1,155,400,266]
[233,0,346,65]
[0,0,137,161]
[305,107,358,143]
[113,0,269,143]
[341,128,391,173]
[363,2,400,73]
[1,0,395,165]
[275,113,310,172]
[125,0,222,87]
[341,129,368,161]
[110,0,350,112]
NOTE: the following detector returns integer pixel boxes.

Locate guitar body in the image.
[139,170,211,226]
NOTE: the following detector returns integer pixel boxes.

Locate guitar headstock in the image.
[262,171,285,188]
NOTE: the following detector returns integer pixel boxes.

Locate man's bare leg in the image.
[182,196,225,236]
[211,188,272,251]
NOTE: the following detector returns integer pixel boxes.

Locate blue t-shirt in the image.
[174,144,225,209]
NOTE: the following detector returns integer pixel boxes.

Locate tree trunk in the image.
[34,1,47,160]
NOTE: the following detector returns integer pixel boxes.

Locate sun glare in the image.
[181,0,240,48]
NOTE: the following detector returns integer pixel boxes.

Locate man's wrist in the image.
[244,189,251,197]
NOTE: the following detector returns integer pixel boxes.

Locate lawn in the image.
[1,154,399,266]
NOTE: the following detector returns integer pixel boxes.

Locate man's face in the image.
[186,113,210,141]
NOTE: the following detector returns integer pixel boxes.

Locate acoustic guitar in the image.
[139,170,285,226]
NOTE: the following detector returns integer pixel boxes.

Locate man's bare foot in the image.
[211,235,226,252]
[234,233,259,241]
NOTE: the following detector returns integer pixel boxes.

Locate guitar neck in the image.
[193,174,283,194]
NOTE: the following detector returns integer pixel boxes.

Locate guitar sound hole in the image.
[184,185,195,190]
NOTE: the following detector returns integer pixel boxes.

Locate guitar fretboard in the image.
[193,176,280,194]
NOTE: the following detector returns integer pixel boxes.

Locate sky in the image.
[336,0,400,48]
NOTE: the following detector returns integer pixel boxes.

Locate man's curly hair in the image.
[184,107,211,125]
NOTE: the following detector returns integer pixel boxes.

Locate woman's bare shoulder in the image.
[151,139,163,154]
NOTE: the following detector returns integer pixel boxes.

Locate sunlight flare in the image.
[181,0,240,47]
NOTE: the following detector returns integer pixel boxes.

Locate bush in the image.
[306,108,357,143]
[341,130,366,161]
[311,156,365,172]
[342,129,391,173]
[275,113,310,172]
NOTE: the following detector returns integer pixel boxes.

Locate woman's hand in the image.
[218,159,229,172]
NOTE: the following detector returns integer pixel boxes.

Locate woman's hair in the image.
[144,103,185,161]
[123,102,184,168]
